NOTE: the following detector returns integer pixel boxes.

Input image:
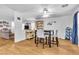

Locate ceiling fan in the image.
[42,7,53,18]
[36,7,53,19]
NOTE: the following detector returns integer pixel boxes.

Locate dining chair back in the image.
[36,29,45,48]
[37,29,45,38]
[51,29,59,47]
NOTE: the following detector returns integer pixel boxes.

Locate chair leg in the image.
[56,37,59,47]
[35,31,37,44]
[45,37,47,44]
[40,39,43,43]
[51,37,54,46]
[43,38,44,49]
[52,37,54,42]
[36,38,39,47]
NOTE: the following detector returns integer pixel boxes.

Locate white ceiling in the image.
[5,4,78,13]
[0,4,78,21]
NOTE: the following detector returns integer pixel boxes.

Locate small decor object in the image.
[17,17,21,20]
[47,21,56,25]
[0,25,3,27]
[0,21,9,30]
[53,21,56,23]
[47,22,52,25]
[62,4,68,7]
[0,21,2,23]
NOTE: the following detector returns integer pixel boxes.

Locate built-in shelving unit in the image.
[0,21,10,29]
[0,20,14,39]
[65,27,72,40]
[36,20,44,29]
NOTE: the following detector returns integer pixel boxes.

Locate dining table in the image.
[35,30,52,48]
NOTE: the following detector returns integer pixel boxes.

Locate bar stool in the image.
[51,30,59,47]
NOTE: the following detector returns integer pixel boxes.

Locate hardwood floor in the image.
[0,38,79,55]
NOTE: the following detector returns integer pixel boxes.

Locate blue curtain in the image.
[71,12,78,45]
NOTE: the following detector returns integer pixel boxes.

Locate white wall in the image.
[16,14,73,40]
[43,14,73,39]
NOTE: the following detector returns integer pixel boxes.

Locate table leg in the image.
[49,31,51,48]
[49,38,51,48]
[35,30,36,44]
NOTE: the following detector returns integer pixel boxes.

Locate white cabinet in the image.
[26,30,35,39]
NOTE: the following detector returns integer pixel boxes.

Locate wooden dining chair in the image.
[44,31,50,44]
[36,29,45,48]
[55,30,59,47]
[51,30,59,47]
[51,30,54,42]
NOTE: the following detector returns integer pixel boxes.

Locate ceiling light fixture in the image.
[43,8,48,14]
[42,8,49,17]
